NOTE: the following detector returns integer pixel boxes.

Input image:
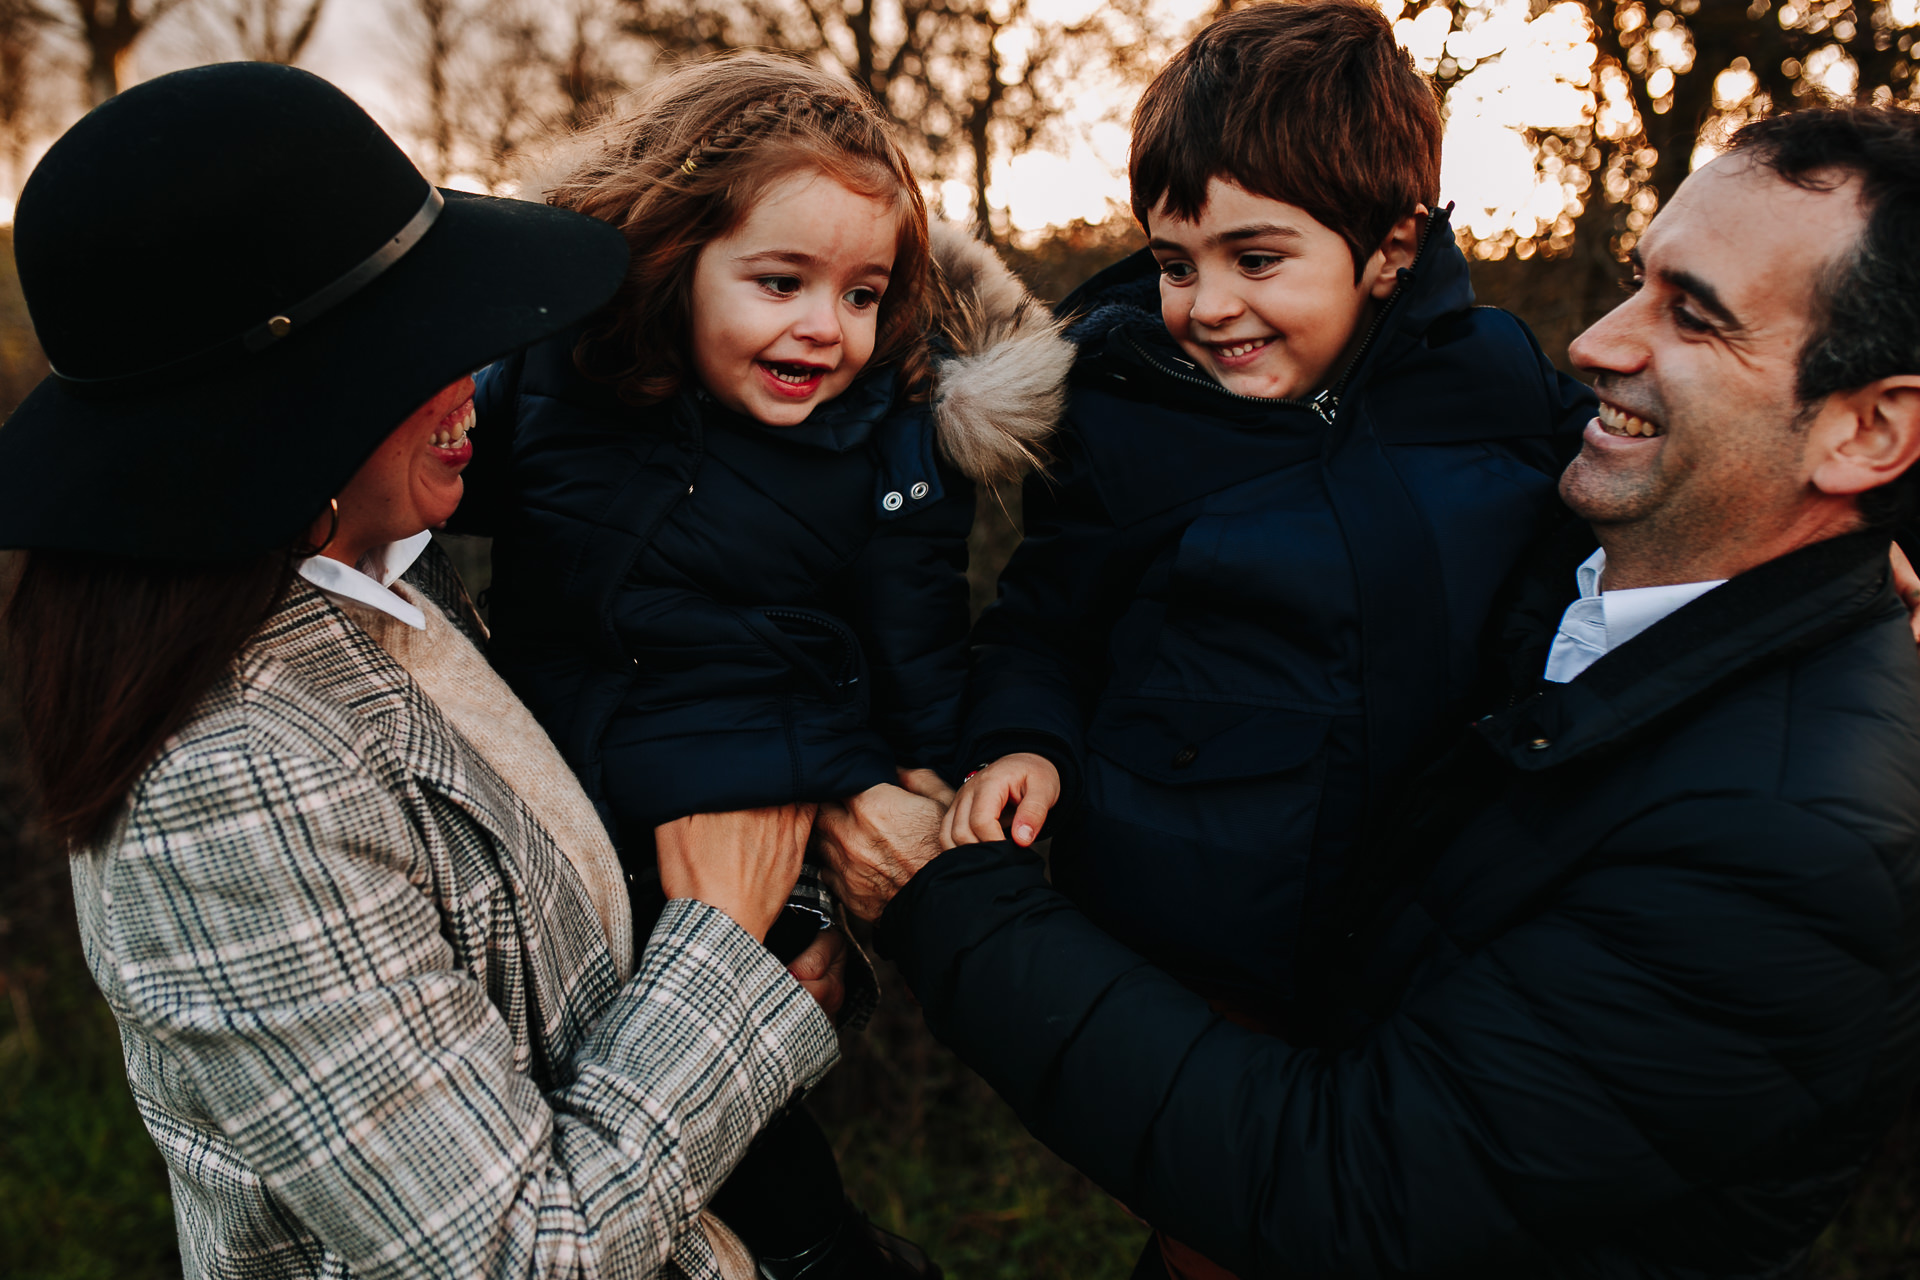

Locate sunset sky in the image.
[43,0,1748,241]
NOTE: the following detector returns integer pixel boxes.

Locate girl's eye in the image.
[1159,261,1195,284]
[1237,254,1282,273]
[1618,274,1645,295]
[845,287,881,310]
[760,275,802,297]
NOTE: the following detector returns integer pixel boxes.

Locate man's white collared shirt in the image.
[1542,548,1726,684]
[296,529,435,630]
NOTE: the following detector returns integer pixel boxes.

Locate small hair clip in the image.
[680,156,698,175]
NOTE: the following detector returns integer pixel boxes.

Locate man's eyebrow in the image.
[1658,267,1741,330]
[734,249,890,278]
[1632,248,1742,331]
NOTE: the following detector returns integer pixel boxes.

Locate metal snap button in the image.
[882,491,904,511]
[1171,744,1198,768]
[909,481,930,500]
[1528,737,1551,751]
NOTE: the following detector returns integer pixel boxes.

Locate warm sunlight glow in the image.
[985,0,1649,250]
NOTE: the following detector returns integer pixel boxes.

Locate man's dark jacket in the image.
[888,527,1920,1277]
[961,209,1595,1000]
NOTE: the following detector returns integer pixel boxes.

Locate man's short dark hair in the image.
[1129,0,1442,278]
[1730,106,1920,527]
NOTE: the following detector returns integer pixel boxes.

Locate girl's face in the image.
[688,170,901,426]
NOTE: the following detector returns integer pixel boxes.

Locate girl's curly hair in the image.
[545,52,934,405]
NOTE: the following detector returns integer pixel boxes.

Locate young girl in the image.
[455,52,1073,1279]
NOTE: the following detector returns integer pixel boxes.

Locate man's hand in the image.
[943,753,1060,847]
[655,803,816,941]
[814,783,947,921]
[1893,541,1920,643]
[785,927,848,1022]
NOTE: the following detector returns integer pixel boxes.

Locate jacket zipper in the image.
[1118,215,1440,427]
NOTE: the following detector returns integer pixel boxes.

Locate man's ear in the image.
[1810,376,1920,500]
[1364,205,1428,300]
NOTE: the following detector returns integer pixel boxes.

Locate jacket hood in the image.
[1057,205,1475,388]
[928,223,1075,485]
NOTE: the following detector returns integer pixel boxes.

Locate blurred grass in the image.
[2,224,1917,1277]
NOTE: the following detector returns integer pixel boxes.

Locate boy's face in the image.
[688,169,900,426]
[1148,179,1410,401]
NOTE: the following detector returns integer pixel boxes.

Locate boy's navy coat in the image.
[456,229,1073,857]
[886,528,1920,1277]
[962,210,1597,998]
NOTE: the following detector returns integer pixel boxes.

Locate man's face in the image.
[1561,155,1866,578]
[1148,179,1385,401]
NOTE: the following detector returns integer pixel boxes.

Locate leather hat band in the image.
[52,186,446,398]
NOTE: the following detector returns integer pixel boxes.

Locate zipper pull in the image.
[1309,388,1340,424]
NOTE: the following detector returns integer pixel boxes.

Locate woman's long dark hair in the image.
[4,549,294,848]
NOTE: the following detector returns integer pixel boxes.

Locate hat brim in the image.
[0,190,628,558]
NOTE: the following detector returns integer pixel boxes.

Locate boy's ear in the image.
[1364,205,1428,300]
[1810,376,1920,500]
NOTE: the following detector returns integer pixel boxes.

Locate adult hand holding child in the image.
[656,803,818,941]
[815,773,952,923]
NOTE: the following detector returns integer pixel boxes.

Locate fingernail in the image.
[1014,824,1032,842]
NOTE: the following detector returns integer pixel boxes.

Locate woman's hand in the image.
[786,927,849,1022]
[943,753,1059,847]
[814,783,948,922]
[655,803,816,941]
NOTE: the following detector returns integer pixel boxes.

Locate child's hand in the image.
[943,753,1060,848]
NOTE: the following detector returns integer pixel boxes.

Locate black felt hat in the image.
[0,62,627,558]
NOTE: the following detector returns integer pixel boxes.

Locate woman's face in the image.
[314,376,475,565]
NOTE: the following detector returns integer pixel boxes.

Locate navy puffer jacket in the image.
[889,526,1920,1278]
[962,208,1595,1001]
[456,228,1073,857]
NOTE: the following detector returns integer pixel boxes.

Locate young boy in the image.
[949,0,1595,1027]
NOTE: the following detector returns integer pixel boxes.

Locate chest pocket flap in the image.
[1086,696,1332,785]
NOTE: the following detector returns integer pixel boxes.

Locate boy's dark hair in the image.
[1729,106,1920,528]
[1130,0,1442,277]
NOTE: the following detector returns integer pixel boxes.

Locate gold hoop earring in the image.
[295,498,340,559]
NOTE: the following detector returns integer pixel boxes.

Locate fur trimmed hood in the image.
[928,224,1074,486]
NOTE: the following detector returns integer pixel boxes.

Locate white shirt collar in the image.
[1543,548,1727,684]
[296,529,434,630]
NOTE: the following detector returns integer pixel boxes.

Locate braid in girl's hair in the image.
[543,52,933,407]
[678,91,863,179]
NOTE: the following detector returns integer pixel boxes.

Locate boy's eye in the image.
[1158,260,1195,284]
[1237,253,1283,273]
[845,287,881,310]
[760,275,802,297]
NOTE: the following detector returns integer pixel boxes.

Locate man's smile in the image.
[1596,398,1664,438]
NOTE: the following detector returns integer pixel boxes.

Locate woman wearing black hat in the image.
[0,63,845,1278]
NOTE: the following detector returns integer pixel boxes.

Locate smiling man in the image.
[814,106,1920,1279]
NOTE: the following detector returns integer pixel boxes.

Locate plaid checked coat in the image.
[69,546,841,1278]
